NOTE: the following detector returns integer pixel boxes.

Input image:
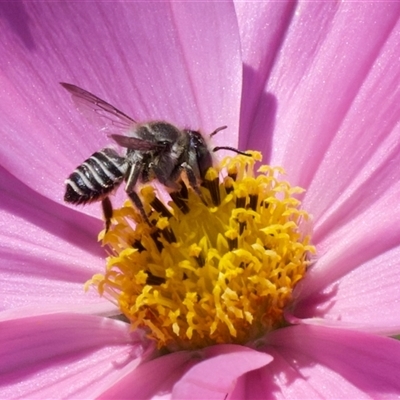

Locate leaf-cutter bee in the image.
[61,83,247,230]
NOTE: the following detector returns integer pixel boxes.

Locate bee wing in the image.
[60,82,136,132]
[110,134,165,151]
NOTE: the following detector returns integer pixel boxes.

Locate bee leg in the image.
[181,162,206,204]
[170,182,190,214]
[124,162,151,225]
[128,191,151,225]
[101,197,113,232]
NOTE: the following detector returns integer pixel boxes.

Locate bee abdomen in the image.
[65,148,128,204]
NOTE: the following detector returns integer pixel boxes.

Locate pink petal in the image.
[265,3,400,192]
[291,243,400,335]
[234,1,296,152]
[302,15,400,229]
[0,313,151,398]
[0,167,107,311]
[229,349,323,399]
[252,325,400,399]
[244,2,400,334]
[0,3,242,205]
[172,345,273,399]
[99,344,272,399]
[292,166,400,331]
[168,2,242,136]
[98,350,194,399]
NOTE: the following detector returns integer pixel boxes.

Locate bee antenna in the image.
[209,125,228,137]
[212,146,252,156]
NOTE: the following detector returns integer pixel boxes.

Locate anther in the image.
[248,194,258,211]
[227,237,238,251]
[145,271,166,286]
[228,172,237,181]
[150,197,173,218]
[161,227,176,244]
[150,231,164,252]
[224,177,234,194]
[132,239,146,252]
[203,177,220,206]
[170,183,190,214]
[194,253,205,267]
[236,196,246,209]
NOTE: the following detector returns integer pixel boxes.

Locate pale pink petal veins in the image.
[300,15,400,327]
[246,325,400,399]
[234,0,296,154]
[169,2,242,138]
[302,10,400,231]
[243,3,400,333]
[292,167,400,298]
[292,155,400,331]
[0,2,242,205]
[242,1,341,161]
[0,166,108,311]
[291,243,400,335]
[265,3,400,195]
[0,313,151,399]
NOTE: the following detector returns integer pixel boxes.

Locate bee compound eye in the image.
[160,140,171,149]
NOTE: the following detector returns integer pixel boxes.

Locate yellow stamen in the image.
[87,152,315,350]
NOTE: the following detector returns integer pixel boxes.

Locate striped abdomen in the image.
[64,148,128,204]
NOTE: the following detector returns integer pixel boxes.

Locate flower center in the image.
[88,152,315,350]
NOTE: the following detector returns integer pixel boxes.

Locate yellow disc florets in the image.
[88,152,315,350]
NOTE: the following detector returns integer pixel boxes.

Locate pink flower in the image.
[1,2,400,398]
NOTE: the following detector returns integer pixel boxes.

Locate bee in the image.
[61,83,248,231]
